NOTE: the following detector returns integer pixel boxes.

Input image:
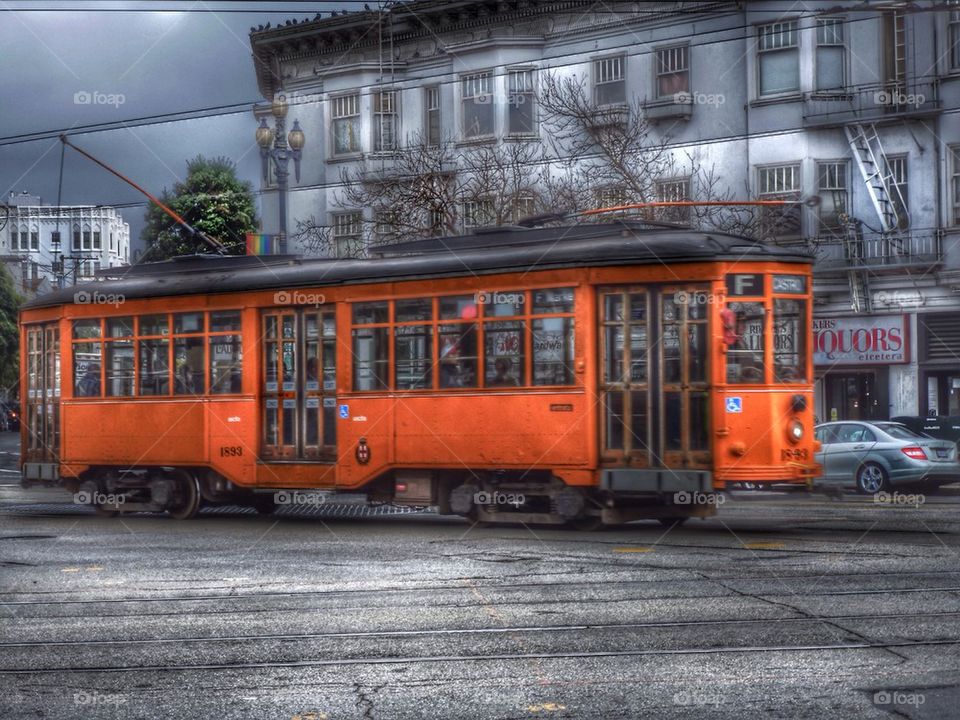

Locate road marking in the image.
[527,703,566,713]
[61,567,80,573]
[0,469,20,474]
[613,547,653,553]
[292,712,328,720]
[743,542,786,550]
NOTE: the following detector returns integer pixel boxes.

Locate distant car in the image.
[814,421,960,494]
[2,403,19,432]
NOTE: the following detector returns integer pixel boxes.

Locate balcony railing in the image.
[802,79,940,127]
[812,229,942,273]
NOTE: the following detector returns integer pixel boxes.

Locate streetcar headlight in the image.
[787,419,804,444]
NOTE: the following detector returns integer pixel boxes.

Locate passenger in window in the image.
[78,363,101,397]
[490,357,520,387]
[175,358,196,394]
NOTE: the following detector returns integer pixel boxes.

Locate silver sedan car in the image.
[814,421,960,494]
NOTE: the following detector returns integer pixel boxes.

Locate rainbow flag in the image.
[246,233,280,255]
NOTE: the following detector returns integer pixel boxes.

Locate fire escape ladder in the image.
[841,218,872,314]
[844,122,910,234]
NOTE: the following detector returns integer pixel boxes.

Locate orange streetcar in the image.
[20,222,819,527]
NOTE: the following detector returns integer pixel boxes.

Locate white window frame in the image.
[462,198,495,232]
[656,177,691,222]
[72,225,81,251]
[461,71,494,140]
[815,18,847,91]
[507,68,537,137]
[593,55,626,106]
[331,93,362,157]
[757,20,800,97]
[757,163,802,236]
[424,86,441,147]
[816,160,849,233]
[655,45,689,99]
[332,211,363,256]
[30,228,39,251]
[373,89,397,153]
[951,146,960,225]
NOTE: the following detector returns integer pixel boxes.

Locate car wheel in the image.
[856,463,889,495]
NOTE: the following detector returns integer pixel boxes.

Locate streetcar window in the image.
[353,302,389,325]
[439,295,478,320]
[73,342,102,397]
[353,327,389,391]
[139,314,169,336]
[483,290,525,317]
[174,337,204,395]
[774,298,806,383]
[439,323,478,388]
[395,298,433,323]
[174,312,204,334]
[773,274,806,294]
[395,324,433,390]
[533,287,574,314]
[532,318,574,385]
[485,320,525,387]
[72,319,101,339]
[106,316,134,338]
[726,301,765,384]
[210,311,241,332]
[209,334,242,394]
[139,339,170,395]
[105,338,134,396]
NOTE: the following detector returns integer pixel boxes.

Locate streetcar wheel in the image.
[856,463,889,495]
[93,504,119,518]
[166,471,201,520]
[658,516,688,528]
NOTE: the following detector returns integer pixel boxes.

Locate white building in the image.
[1,191,130,295]
[249,0,960,421]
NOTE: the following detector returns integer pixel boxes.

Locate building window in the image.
[758,20,799,96]
[30,230,39,251]
[888,155,908,229]
[17,226,28,251]
[92,230,102,250]
[51,231,61,252]
[757,164,801,236]
[425,86,441,146]
[511,195,536,224]
[507,69,536,136]
[951,146,960,225]
[816,19,846,90]
[332,93,361,156]
[82,229,91,250]
[656,45,689,98]
[656,178,691,223]
[72,225,81,251]
[594,56,626,106]
[374,208,399,243]
[462,72,493,139]
[463,199,495,231]
[816,161,848,233]
[596,186,630,214]
[332,211,363,257]
[373,90,397,152]
[950,11,960,70]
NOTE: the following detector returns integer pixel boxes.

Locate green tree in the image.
[141,155,258,260]
[0,263,23,398]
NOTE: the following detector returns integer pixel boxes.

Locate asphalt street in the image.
[1,431,958,719]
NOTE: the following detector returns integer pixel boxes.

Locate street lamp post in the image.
[256,92,305,254]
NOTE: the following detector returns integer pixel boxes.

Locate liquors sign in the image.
[813,315,908,365]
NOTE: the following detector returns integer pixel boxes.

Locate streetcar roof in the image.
[22,222,813,310]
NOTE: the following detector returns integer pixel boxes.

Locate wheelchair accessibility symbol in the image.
[725,397,743,413]
[338,404,349,419]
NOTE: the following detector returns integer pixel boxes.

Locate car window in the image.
[875,423,928,440]
[815,425,839,444]
[835,424,876,443]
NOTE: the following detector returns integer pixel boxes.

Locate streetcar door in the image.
[24,324,60,463]
[599,287,711,470]
[599,289,651,467]
[659,287,711,469]
[261,308,337,461]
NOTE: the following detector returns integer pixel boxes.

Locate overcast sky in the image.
[0,1,348,256]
